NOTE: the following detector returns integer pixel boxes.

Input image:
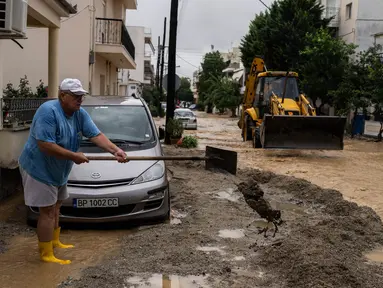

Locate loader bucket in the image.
[260,114,347,150]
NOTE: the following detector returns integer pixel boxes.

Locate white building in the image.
[220,46,243,70]
[321,0,383,52]
[119,26,155,96]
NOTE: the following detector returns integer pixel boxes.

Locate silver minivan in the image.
[27,95,170,225]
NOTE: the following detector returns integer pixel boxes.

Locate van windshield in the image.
[82,105,154,143]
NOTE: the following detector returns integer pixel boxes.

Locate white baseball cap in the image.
[60,78,88,95]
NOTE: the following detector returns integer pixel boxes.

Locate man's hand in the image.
[71,152,89,165]
[114,149,127,163]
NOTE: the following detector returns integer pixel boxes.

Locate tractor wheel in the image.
[243,115,253,141]
[253,127,262,148]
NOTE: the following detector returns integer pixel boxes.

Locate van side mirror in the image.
[159,126,165,140]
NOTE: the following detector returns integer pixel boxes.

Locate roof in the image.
[82,96,144,106]
[232,69,244,82]
[56,0,77,14]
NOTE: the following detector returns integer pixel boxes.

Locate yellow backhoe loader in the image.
[238,57,346,150]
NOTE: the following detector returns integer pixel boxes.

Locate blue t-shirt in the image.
[19,100,100,186]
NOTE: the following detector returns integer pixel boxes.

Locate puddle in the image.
[247,220,273,229]
[196,246,226,255]
[0,229,135,288]
[0,192,26,222]
[125,273,211,288]
[233,256,245,261]
[170,209,187,225]
[218,229,245,239]
[270,200,306,215]
[170,218,182,225]
[365,248,383,263]
[214,188,240,202]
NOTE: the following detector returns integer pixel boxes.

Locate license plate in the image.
[73,198,119,208]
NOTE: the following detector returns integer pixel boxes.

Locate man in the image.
[18,78,127,265]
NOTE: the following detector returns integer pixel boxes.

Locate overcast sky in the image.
[126,0,273,80]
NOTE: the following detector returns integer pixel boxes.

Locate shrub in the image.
[166,118,184,139]
[180,135,198,148]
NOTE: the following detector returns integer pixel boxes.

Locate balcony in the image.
[124,0,137,10]
[95,18,136,69]
[144,27,155,53]
[144,62,154,85]
[323,7,340,27]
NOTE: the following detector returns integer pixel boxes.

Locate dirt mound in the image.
[239,168,383,288]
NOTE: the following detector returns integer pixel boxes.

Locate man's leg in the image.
[37,205,56,242]
[20,167,71,264]
[52,200,74,249]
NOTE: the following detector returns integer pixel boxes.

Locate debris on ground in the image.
[51,146,383,288]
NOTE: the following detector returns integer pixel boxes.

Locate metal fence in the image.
[95,18,135,60]
[2,98,53,128]
[323,7,340,27]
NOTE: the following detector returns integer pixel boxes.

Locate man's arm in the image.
[89,133,120,155]
[37,141,76,160]
[80,109,127,162]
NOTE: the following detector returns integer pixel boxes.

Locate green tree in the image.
[329,45,382,117]
[177,77,194,102]
[240,0,331,70]
[366,45,383,140]
[142,86,164,117]
[207,76,241,116]
[299,28,356,110]
[198,51,227,112]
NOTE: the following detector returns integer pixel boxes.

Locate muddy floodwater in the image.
[0,111,382,288]
[159,112,383,219]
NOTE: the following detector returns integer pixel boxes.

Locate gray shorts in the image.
[19,166,69,207]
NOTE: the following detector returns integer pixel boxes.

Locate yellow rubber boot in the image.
[53,227,74,249]
[38,241,71,265]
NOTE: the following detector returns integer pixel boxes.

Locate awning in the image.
[232,69,244,82]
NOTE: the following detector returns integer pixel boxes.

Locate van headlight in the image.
[131,161,165,185]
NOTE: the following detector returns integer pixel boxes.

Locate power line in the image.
[176,54,200,68]
[258,0,270,10]
[61,5,91,23]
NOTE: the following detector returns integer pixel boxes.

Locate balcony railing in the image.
[323,7,340,26]
[2,98,54,128]
[95,18,135,60]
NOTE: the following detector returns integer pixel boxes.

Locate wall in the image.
[59,0,91,90]
[355,0,383,52]
[2,29,49,90]
[1,0,91,91]
[125,26,145,83]
[0,130,30,169]
[364,120,382,137]
[92,54,118,95]
[339,0,383,53]
[339,0,358,44]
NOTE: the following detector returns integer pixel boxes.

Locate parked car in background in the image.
[174,108,197,130]
[27,95,170,225]
[188,104,198,110]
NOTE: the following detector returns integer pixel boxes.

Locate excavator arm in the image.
[270,93,285,116]
[238,57,266,131]
[299,94,316,116]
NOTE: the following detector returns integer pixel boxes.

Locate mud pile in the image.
[240,168,383,288]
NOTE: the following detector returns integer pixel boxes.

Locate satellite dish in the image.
[162,74,181,92]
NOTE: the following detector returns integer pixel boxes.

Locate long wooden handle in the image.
[87,156,209,161]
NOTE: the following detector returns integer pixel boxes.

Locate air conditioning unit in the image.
[0,0,28,39]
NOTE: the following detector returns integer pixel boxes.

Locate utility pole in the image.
[159,17,167,102]
[155,36,161,89]
[165,0,179,144]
